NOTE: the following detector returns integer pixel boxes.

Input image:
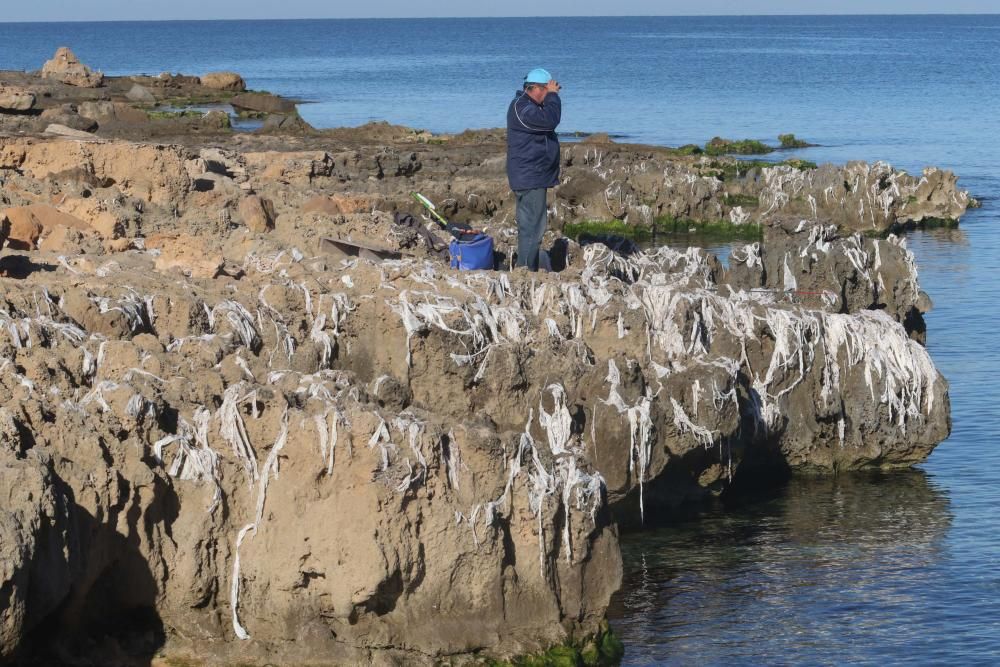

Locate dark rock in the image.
[154,72,202,87]
[256,112,316,135]
[39,105,98,132]
[230,92,296,115]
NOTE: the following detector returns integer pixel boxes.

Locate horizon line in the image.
[1,13,999,24]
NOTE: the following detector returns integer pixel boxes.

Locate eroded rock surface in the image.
[0,99,956,664]
[40,47,104,88]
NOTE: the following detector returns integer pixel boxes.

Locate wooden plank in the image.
[319,237,403,262]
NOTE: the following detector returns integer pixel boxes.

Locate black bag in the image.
[392,212,449,259]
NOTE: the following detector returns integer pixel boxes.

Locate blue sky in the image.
[6,0,998,22]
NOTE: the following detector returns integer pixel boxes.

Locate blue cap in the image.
[524,68,552,85]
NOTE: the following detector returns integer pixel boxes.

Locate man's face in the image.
[525,83,548,104]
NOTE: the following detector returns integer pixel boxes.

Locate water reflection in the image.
[609,471,962,665]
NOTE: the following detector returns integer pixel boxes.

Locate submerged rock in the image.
[230,91,297,115]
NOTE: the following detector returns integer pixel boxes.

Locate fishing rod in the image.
[411,192,450,229]
[411,191,482,238]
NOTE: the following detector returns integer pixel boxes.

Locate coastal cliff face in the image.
[0,55,956,666]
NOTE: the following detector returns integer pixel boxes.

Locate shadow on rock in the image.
[17,499,168,667]
[0,254,57,279]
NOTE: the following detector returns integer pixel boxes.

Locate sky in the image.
[4,0,998,22]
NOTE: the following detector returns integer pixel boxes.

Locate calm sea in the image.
[1,15,999,665]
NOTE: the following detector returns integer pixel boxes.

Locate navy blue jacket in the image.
[506,90,561,191]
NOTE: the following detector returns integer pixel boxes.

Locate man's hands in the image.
[546,79,562,94]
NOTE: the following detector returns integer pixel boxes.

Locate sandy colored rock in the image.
[43,124,97,139]
[9,138,192,205]
[38,223,96,253]
[1,204,90,249]
[201,71,246,92]
[148,232,224,278]
[243,150,333,185]
[301,195,341,217]
[0,121,961,666]
[238,194,276,232]
[0,87,35,112]
[40,47,104,88]
[78,101,149,124]
[302,193,383,216]
[56,197,126,239]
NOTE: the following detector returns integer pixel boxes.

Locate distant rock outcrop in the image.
[40,47,104,88]
[201,71,247,92]
[230,91,296,114]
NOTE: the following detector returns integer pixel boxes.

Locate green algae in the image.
[704,137,774,156]
[147,109,205,119]
[563,216,762,243]
[701,158,818,181]
[563,219,653,241]
[722,193,761,208]
[862,217,961,239]
[670,143,704,156]
[488,622,625,667]
[778,133,815,149]
[655,215,763,241]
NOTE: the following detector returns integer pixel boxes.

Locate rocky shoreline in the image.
[0,50,960,666]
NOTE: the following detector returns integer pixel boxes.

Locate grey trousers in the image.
[515,187,547,271]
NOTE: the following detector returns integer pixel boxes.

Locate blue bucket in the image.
[449,234,495,271]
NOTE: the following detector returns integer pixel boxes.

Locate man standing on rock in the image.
[507,68,562,271]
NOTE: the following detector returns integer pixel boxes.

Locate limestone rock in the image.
[40,47,104,88]
[125,83,156,105]
[201,71,246,92]
[726,217,932,342]
[302,193,383,216]
[43,124,97,139]
[243,150,333,185]
[1,204,91,249]
[78,100,149,124]
[56,197,127,239]
[8,138,193,205]
[0,87,36,112]
[230,92,296,115]
[148,233,224,278]
[257,113,317,135]
[39,105,98,133]
[156,72,202,87]
[238,195,276,232]
[0,450,74,659]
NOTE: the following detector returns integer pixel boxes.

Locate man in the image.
[506,68,562,271]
